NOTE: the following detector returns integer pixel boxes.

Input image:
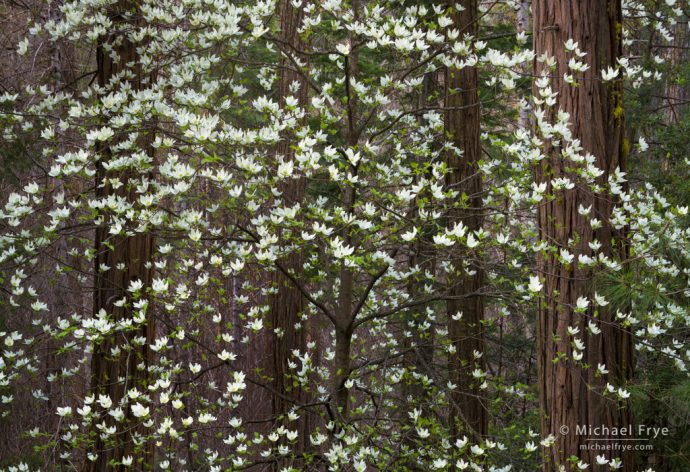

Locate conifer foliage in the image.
[0,0,689,470]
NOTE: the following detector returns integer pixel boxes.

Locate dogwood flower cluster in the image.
[0,0,687,470]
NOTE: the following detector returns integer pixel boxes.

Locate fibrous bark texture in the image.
[445,0,487,440]
[533,1,634,469]
[270,0,310,465]
[87,2,155,470]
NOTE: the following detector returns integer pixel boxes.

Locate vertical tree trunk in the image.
[660,19,688,174]
[332,187,355,422]
[664,22,687,126]
[517,0,531,130]
[532,1,634,470]
[270,0,310,465]
[333,316,352,421]
[445,0,487,439]
[329,0,360,427]
[402,72,435,408]
[87,1,155,470]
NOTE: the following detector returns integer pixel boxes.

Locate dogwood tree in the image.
[0,0,688,471]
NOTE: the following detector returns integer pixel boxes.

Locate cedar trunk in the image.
[445,0,487,439]
[270,0,310,464]
[87,2,155,470]
[663,22,687,128]
[532,1,634,470]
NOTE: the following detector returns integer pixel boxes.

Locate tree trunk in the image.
[332,185,355,421]
[87,1,155,470]
[517,0,531,130]
[402,72,435,409]
[660,18,688,174]
[663,21,687,127]
[532,1,634,470]
[333,320,352,421]
[329,0,360,428]
[445,0,488,440]
[269,0,310,466]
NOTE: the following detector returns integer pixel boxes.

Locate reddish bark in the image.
[87,2,155,470]
[445,0,488,439]
[269,0,310,465]
[533,1,634,469]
